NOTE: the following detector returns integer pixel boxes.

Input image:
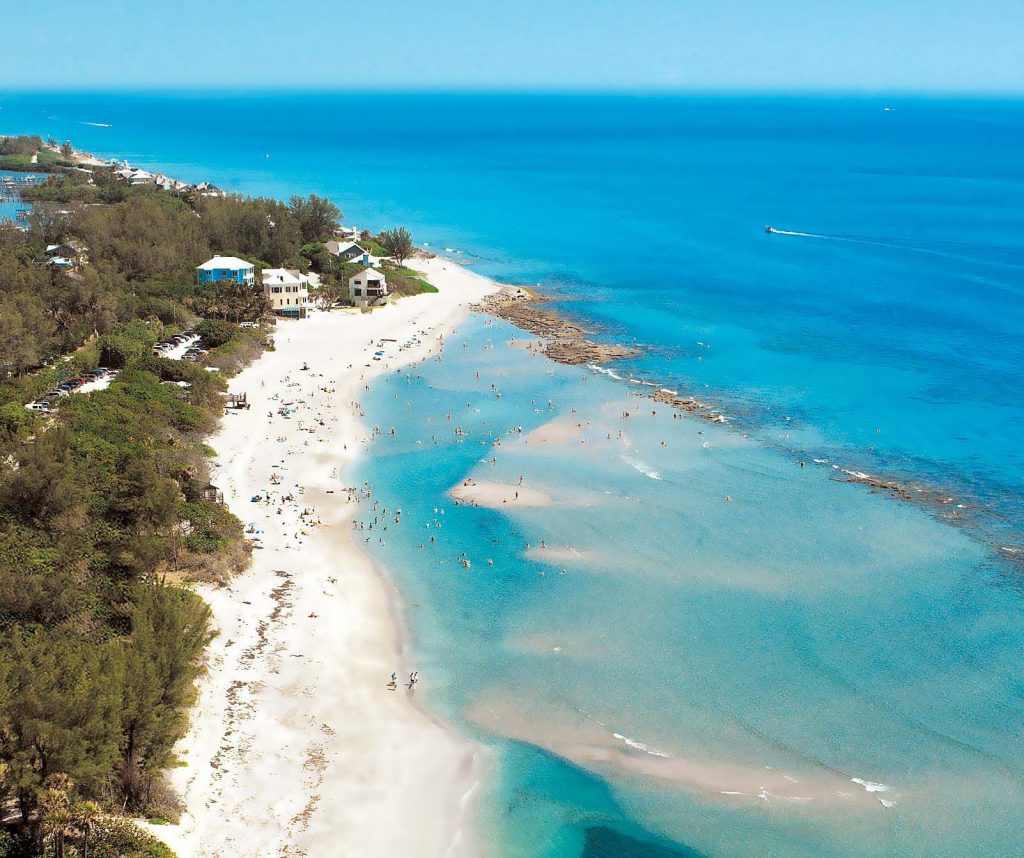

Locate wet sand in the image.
[450,480,553,508]
[467,696,892,812]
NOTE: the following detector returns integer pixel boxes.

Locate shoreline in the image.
[18,129,1016,560]
[149,257,499,857]
[478,287,1022,562]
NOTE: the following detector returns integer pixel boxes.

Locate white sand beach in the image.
[151,257,499,857]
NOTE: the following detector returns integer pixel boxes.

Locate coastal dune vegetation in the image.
[0,135,421,857]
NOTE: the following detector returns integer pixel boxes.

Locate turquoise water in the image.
[1,92,1022,853]
[353,316,1022,855]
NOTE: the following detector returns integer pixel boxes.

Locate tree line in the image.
[0,142,354,856]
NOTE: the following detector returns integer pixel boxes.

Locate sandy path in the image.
[151,257,498,857]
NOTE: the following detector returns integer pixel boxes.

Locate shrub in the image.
[89,817,176,858]
[195,319,237,348]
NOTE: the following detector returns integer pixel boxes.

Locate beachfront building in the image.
[262,267,311,318]
[349,268,388,307]
[196,256,256,286]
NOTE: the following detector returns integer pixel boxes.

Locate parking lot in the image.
[25,367,119,413]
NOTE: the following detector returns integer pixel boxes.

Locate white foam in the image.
[851,777,892,793]
[621,455,661,480]
[613,732,670,758]
[586,364,624,381]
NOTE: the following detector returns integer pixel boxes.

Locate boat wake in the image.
[765,226,1024,271]
[80,121,112,128]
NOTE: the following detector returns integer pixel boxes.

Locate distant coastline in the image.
[14,130,1022,558]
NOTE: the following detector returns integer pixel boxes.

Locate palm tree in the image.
[37,787,73,858]
[75,800,101,858]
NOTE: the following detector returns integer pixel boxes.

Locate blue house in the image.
[196,256,256,286]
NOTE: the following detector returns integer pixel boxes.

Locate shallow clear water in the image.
[352,316,1023,856]
[2,92,1022,854]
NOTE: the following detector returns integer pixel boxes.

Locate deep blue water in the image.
[2,92,1022,855]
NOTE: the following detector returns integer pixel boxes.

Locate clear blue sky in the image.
[2,0,1021,93]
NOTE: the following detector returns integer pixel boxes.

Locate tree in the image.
[37,774,75,858]
[379,227,414,266]
[117,583,211,809]
[311,279,345,311]
[75,799,101,858]
[60,141,75,158]
[289,194,342,244]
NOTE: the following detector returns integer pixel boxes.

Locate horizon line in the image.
[3,85,1024,100]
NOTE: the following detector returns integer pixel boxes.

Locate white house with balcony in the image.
[349,268,388,307]
[262,268,311,318]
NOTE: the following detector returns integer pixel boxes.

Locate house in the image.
[349,268,388,307]
[325,240,375,264]
[194,181,226,198]
[33,242,85,269]
[262,267,311,318]
[196,256,256,286]
[44,243,77,258]
[113,167,157,186]
[335,226,359,241]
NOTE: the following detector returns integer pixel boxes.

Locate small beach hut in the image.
[201,483,225,504]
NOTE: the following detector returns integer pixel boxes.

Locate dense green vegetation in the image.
[0,137,77,174]
[0,135,368,856]
[0,135,431,852]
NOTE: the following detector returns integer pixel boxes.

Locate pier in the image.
[0,173,41,203]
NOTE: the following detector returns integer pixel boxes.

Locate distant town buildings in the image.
[196,256,256,286]
[111,162,224,196]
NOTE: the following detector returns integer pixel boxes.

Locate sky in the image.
[0,0,1021,94]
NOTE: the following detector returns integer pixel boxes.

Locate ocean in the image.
[2,92,1022,856]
